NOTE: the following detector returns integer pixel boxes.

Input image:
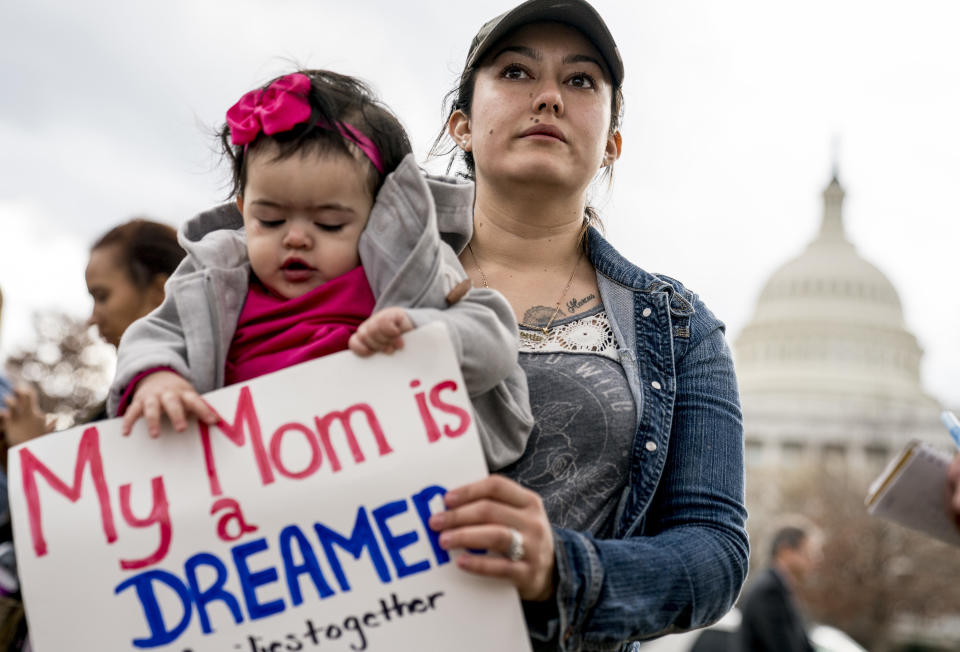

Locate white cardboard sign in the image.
[9,323,531,652]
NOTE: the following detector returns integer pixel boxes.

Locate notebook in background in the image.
[866,439,960,546]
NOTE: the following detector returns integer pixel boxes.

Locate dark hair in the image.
[430,28,624,229]
[92,219,185,289]
[770,525,807,560]
[219,69,412,200]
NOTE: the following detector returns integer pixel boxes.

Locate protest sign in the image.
[9,323,532,651]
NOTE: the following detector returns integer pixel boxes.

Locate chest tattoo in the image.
[566,293,596,314]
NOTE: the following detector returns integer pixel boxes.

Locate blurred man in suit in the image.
[737,524,819,652]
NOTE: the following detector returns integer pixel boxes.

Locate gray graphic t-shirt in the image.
[503,309,635,538]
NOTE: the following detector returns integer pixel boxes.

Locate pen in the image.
[942,411,960,451]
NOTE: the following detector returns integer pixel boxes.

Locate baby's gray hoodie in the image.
[108,154,533,469]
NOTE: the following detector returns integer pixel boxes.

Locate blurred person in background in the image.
[85,218,185,350]
[948,455,960,528]
[0,219,183,649]
[0,286,11,546]
[1,218,184,443]
[0,284,49,454]
[1,283,50,451]
[0,287,11,402]
[737,523,821,652]
[0,284,31,649]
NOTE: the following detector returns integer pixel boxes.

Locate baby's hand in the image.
[348,307,414,357]
[122,371,219,438]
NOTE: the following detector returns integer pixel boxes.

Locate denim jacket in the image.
[527,228,749,651]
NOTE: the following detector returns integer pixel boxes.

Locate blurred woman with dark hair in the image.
[0,218,184,649]
[1,218,185,444]
[85,218,185,348]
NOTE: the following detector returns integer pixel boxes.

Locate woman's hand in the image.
[429,474,556,601]
[122,371,219,437]
[348,308,414,356]
[949,455,960,529]
[1,384,53,447]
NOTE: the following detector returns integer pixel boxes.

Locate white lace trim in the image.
[519,310,619,360]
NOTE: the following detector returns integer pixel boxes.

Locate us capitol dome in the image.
[733,172,942,469]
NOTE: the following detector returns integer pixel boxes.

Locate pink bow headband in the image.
[225,72,384,174]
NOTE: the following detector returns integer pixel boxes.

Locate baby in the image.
[109,70,532,469]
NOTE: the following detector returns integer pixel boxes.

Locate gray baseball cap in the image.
[464,0,624,88]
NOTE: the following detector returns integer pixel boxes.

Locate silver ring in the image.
[507,527,525,562]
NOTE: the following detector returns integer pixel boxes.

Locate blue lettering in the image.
[114,570,192,648]
[232,538,285,620]
[185,552,243,634]
[115,486,450,647]
[279,524,334,605]
[411,485,450,566]
[314,507,390,591]
[372,500,430,578]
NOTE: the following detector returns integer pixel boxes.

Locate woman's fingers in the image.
[455,551,526,582]
[429,475,556,601]
[21,385,40,411]
[437,523,518,555]
[447,526,555,601]
[1,387,50,446]
[6,391,23,418]
[430,498,522,532]
[437,522,550,599]
[443,474,533,510]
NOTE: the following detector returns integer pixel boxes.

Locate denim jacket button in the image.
[645,441,657,452]
[642,307,652,317]
[651,380,662,390]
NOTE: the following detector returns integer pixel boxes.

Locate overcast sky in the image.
[1,0,958,408]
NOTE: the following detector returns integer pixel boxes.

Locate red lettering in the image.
[269,422,322,479]
[430,380,471,438]
[314,404,392,472]
[199,386,273,496]
[412,380,442,443]
[18,426,117,557]
[211,497,258,542]
[118,477,172,570]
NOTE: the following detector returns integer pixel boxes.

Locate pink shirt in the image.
[225,266,375,385]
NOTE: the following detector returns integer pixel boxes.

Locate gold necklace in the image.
[467,242,583,341]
